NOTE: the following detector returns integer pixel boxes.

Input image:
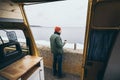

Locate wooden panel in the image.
[0,55,42,80]
[0,0,23,19]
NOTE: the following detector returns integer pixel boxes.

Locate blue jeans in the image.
[53,54,62,77]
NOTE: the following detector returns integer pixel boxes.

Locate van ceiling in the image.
[11,0,64,3]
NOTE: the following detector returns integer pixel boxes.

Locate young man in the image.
[50,26,66,78]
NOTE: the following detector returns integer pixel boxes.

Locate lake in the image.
[30,27,86,44]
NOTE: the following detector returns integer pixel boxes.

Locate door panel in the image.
[83,0,120,80]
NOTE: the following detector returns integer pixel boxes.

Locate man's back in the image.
[50,33,64,54]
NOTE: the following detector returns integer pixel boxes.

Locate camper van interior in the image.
[0,0,120,80]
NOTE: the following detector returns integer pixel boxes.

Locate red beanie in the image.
[55,26,61,32]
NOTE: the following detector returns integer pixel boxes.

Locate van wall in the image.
[103,31,120,80]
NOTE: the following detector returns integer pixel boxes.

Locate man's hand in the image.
[64,40,67,44]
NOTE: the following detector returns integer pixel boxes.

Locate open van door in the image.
[82,0,120,80]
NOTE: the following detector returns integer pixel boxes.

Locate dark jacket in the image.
[50,32,64,54]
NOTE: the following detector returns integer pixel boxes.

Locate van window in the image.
[0,30,28,54]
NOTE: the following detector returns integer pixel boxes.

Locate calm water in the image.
[30,27,86,44]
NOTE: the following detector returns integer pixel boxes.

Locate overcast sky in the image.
[24,0,88,27]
